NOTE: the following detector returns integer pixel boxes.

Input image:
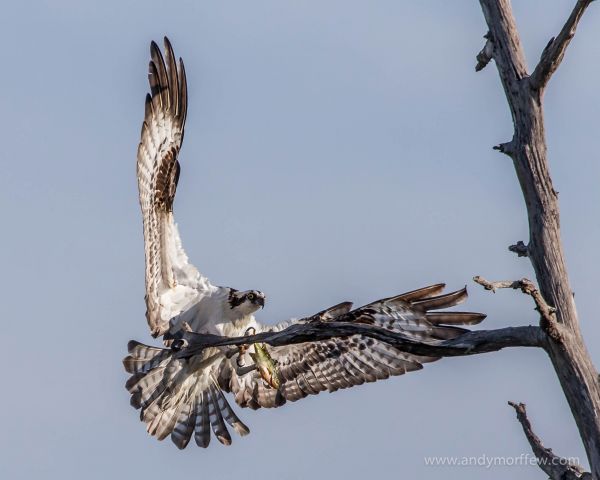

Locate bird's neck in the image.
[220,314,255,337]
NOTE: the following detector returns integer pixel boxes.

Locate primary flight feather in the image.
[125,37,486,449]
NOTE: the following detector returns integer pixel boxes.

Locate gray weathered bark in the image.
[477,0,600,477]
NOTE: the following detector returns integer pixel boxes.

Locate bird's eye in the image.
[247,293,255,301]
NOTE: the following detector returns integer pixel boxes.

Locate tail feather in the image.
[123,353,170,374]
[127,340,164,359]
[128,367,168,409]
[154,403,184,441]
[126,365,164,394]
[207,387,232,445]
[142,399,162,423]
[211,385,250,436]
[194,392,211,448]
[123,341,170,374]
[146,404,167,436]
[171,398,196,449]
[125,372,145,391]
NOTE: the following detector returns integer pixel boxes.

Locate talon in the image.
[238,344,249,356]
[236,341,251,367]
[236,354,246,368]
[245,326,256,336]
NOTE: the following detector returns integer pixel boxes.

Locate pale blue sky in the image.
[1,1,599,479]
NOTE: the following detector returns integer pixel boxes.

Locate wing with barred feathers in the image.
[219,284,486,409]
[137,37,212,337]
[123,284,485,448]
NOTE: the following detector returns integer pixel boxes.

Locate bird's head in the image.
[228,289,266,315]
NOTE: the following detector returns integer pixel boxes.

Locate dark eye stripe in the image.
[227,288,245,309]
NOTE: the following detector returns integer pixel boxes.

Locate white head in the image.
[227,289,266,316]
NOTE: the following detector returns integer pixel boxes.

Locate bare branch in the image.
[473,275,556,322]
[508,402,591,480]
[493,141,514,157]
[473,276,521,293]
[175,321,546,360]
[509,240,529,257]
[475,32,493,71]
[529,0,594,91]
[473,276,555,317]
[473,276,563,340]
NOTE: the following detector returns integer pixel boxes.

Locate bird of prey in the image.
[124,37,486,449]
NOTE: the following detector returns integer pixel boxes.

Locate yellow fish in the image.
[250,342,281,390]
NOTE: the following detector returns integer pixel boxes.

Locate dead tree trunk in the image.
[477,0,600,476]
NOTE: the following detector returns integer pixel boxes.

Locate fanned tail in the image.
[190,384,250,448]
[123,341,249,449]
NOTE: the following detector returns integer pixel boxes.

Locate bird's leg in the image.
[225,347,256,376]
[235,326,257,368]
[236,344,250,366]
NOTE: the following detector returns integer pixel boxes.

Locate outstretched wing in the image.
[123,284,486,448]
[219,284,486,409]
[137,38,211,337]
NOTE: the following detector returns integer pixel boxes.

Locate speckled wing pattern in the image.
[220,284,486,409]
[137,38,211,337]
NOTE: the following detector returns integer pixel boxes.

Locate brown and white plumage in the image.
[125,38,486,449]
[137,37,209,338]
[218,284,485,410]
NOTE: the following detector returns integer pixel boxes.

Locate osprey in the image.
[124,37,486,449]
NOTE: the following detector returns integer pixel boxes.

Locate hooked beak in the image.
[257,296,265,309]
